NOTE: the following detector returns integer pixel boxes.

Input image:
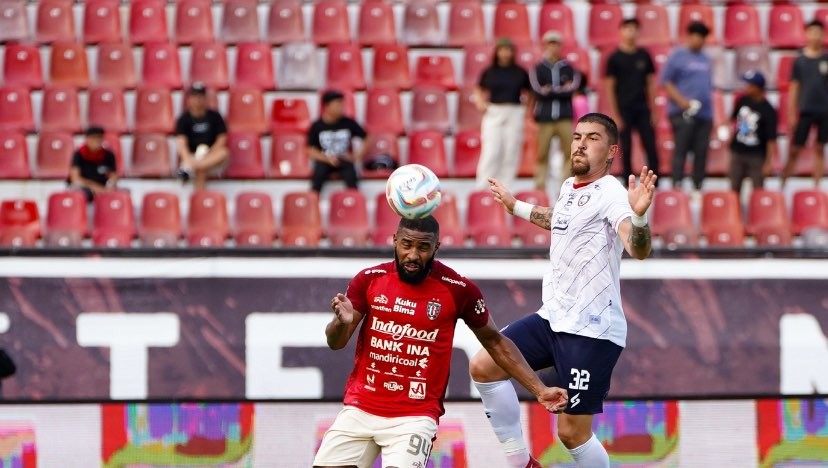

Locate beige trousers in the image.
[475,103,526,189]
[535,119,573,190]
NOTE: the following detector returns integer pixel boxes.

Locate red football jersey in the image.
[343,260,490,421]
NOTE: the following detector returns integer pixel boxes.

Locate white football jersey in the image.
[537,175,633,347]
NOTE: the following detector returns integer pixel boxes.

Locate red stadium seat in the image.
[234,191,275,246]
[359,0,396,47]
[678,3,716,45]
[271,97,310,133]
[447,2,485,48]
[403,2,442,47]
[463,43,492,86]
[515,41,542,73]
[92,191,135,247]
[705,138,730,177]
[467,190,511,247]
[0,199,40,247]
[364,88,404,136]
[36,0,76,44]
[87,87,128,134]
[493,2,530,45]
[775,54,795,92]
[372,43,412,89]
[328,189,370,247]
[134,87,174,133]
[49,42,90,88]
[270,131,310,178]
[816,9,828,47]
[700,190,743,240]
[234,42,276,90]
[142,42,183,89]
[0,131,29,179]
[186,191,229,246]
[0,1,30,43]
[723,2,761,48]
[408,131,448,178]
[562,45,592,87]
[221,0,260,44]
[95,42,137,89]
[0,87,34,133]
[452,129,481,178]
[227,88,267,134]
[361,133,400,180]
[538,2,576,46]
[372,192,398,246]
[312,0,350,46]
[225,131,265,179]
[430,191,465,247]
[747,189,791,245]
[734,46,770,91]
[705,223,745,247]
[45,191,88,247]
[139,191,181,247]
[267,0,305,45]
[646,44,672,81]
[2,43,44,89]
[129,0,169,44]
[414,55,457,90]
[84,0,122,44]
[188,42,229,90]
[792,190,828,235]
[410,87,451,133]
[35,132,74,179]
[513,190,551,247]
[456,86,483,132]
[175,0,214,44]
[41,86,82,134]
[651,190,698,247]
[635,3,671,47]
[768,3,805,49]
[281,191,322,247]
[278,41,320,90]
[326,42,366,91]
[517,121,538,178]
[130,133,171,177]
[588,2,622,49]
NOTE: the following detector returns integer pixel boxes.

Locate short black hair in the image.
[577,113,619,146]
[687,21,710,37]
[85,126,104,136]
[321,89,345,106]
[397,215,440,237]
[806,19,825,30]
[620,18,640,28]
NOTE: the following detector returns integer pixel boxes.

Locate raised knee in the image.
[469,350,504,382]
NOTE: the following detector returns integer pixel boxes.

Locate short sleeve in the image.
[174,114,188,136]
[791,57,802,82]
[307,122,322,149]
[659,50,679,85]
[458,280,490,329]
[345,270,372,315]
[70,151,82,168]
[520,67,531,91]
[605,180,635,234]
[104,151,117,172]
[764,103,778,140]
[349,118,367,139]
[478,67,492,89]
[731,96,744,121]
[604,53,618,78]
[212,111,227,135]
[643,50,656,75]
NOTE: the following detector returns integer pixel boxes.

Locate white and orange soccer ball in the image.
[385,164,442,219]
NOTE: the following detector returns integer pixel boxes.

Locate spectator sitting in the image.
[729,70,778,196]
[307,90,371,193]
[68,126,118,202]
[174,82,228,190]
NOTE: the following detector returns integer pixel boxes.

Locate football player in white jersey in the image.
[469,112,656,468]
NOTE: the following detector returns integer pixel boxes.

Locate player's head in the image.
[571,113,619,177]
[84,126,105,151]
[393,216,440,284]
[685,21,710,51]
[619,18,640,42]
[805,19,825,47]
[321,89,345,119]
[186,82,208,114]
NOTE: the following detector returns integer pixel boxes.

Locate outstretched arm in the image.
[618,167,657,259]
[488,177,554,231]
[471,318,568,413]
[325,293,364,350]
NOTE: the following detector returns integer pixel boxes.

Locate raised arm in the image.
[488,177,553,230]
[617,167,656,259]
[325,293,364,350]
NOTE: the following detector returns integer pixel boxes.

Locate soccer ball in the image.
[385,164,442,219]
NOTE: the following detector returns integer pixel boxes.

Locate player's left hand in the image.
[628,166,657,216]
[538,386,568,414]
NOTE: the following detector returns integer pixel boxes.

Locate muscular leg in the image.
[558,413,609,467]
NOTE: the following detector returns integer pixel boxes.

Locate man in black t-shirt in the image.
[604,18,659,180]
[307,90,370,192]
[174,83,228,190]
[68,126,118,202]
[729,71,778,195]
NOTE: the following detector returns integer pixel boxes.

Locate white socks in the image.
[473,380,529,468]
[567,433,609,468]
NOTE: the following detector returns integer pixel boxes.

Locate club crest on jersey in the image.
[426,300,441,320]
[578,193,591,206]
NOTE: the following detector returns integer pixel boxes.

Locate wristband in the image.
[513,200,534,221]
[631,213,648,227]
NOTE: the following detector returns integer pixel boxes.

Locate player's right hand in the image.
[487,177,517,214]
[538,386,568,414]
[331,293,354,325]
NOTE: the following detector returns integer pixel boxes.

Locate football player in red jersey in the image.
[313,216,568,468]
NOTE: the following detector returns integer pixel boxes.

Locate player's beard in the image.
[395,255,435,284]
[571,154,590,176]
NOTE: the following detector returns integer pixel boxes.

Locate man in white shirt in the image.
[469,113,656,468]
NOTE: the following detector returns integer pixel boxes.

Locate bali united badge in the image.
[426,301,441,320]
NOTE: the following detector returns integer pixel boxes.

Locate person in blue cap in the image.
[729,70,778,196]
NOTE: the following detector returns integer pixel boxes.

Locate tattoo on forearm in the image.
[630,224,652,252]
[531,207,553,230]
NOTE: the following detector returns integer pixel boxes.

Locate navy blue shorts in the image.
[502,313,623,415]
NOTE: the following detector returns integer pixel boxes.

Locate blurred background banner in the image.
[0,257,825,401]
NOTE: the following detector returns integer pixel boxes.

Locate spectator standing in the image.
[474,38,532,189]
[661,21,713,199]
[729,71,778,196]
[68,126,118,202]
[604,18,660,179]
[307,90,370,193]
[531,30,583,191]
[782,19,828,189]
[174,83,229,191]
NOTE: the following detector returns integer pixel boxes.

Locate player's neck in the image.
[804,44,823,57]
[573,173,604,187]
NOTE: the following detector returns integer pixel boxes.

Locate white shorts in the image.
[312,406,438,468]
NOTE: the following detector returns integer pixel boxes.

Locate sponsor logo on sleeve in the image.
[474,299,486,315]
